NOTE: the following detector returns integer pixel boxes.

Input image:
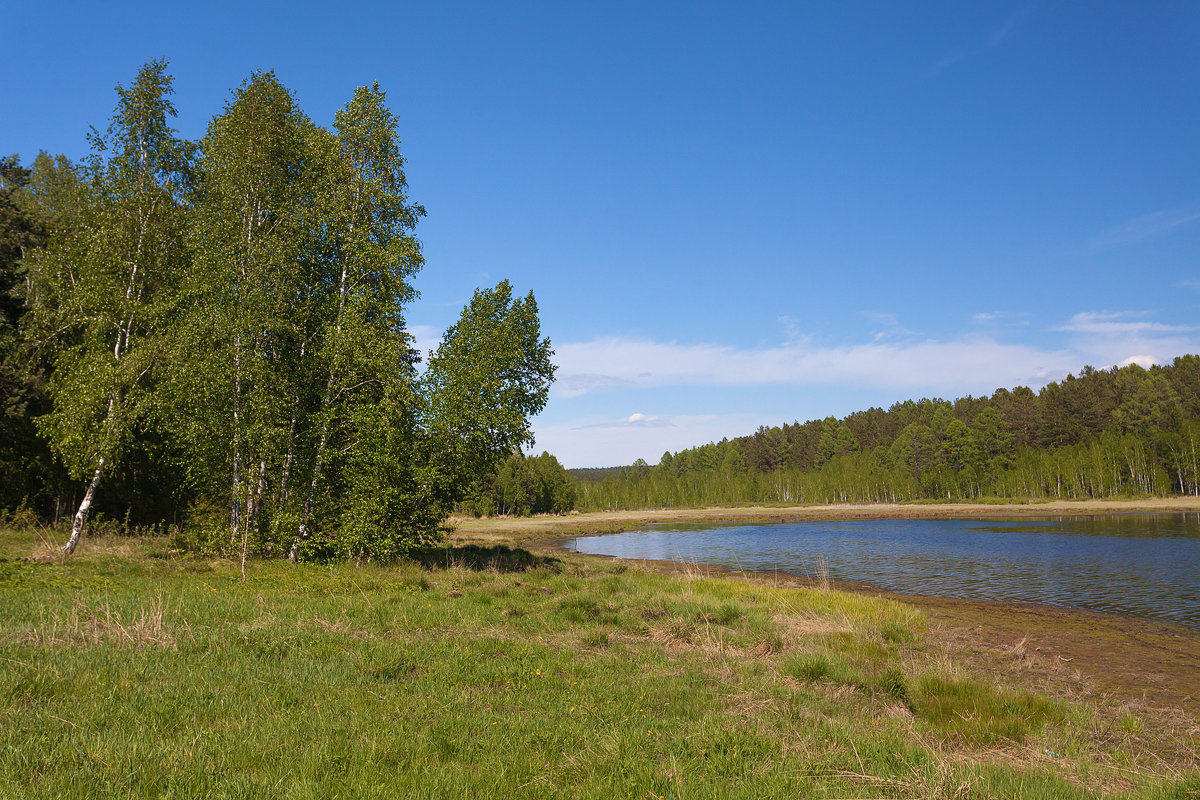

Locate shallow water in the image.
[568,513,1200,628]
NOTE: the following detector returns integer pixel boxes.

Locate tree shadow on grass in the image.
[408,544,561,574]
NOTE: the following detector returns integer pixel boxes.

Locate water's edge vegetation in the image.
[568,511,1200,628]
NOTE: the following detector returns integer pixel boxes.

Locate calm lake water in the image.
[568,513,1200,629]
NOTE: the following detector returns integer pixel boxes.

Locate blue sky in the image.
[6,1,1199,466]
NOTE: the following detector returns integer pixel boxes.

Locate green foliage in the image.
[461,451,576,517]
[31,59,191,478]
[0,155,69,513]
[3,63,556,560]
[424,282,555,495]
[915,674,1063,744]
[880,620,916,644]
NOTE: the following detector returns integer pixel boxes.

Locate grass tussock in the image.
[11,596,179,650]
[0,526,1196,799]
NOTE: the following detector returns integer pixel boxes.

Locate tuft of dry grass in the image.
[14,596,178,649]
[773,611,855,638]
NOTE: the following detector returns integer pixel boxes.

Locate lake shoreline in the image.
[451,495,1200,539]
[554,546,1200,718]
[451,498,1200,718]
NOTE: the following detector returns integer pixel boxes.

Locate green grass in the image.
[0,529,1195,799]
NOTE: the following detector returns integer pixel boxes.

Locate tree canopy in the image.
[1,61,555,561]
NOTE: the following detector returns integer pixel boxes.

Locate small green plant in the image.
[402,575,431,592]
[789,653,826,682]
[874,666,913,709]
[582,630,609,647]
[556,594,621,625]
[915,674,1063,744]
[1120,712,1144,734]
[785,652,862,688]
[880,620,916,644]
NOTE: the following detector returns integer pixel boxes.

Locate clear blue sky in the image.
[6,1,1199,466]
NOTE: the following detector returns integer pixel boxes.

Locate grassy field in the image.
[1,524,1198,799]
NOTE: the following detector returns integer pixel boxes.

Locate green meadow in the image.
[1,527,1197,799]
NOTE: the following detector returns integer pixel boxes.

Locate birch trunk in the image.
[289,240,353,561]
[252,457,268,521]
[275,340,306,509]
[289,419,331,561]
[278,413,298,506]
[1190,434,1199,496]
[230,445,243,545]
[230,332,244,544]
[62,456,105,554]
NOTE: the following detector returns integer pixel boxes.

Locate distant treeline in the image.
[569,466,624,483]
[577,357,1200,510]
[457,451,576,517]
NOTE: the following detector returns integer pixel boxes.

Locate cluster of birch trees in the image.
[5,60,554,561]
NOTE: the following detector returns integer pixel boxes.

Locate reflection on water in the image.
[569,513,1200,628]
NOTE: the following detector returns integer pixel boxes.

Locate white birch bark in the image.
[62,457,105,554]
[289,216,354,561]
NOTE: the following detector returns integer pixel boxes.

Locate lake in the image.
[568,513,1200,629]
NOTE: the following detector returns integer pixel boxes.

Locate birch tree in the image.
[33,60,191,553]
[179,71,320,549]
[288,83,425,560]
[422,281,555,500]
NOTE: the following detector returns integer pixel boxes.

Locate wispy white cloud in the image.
[556,373,637,395]
[987,5,1035,48]
[860,311,916,340]
[535,413,769,468]
[972,311,1030,326]
[1055,311,1193,336]
[574,413,674,430]
[778,315,804,343]
[538,308,1198,465]
[1087,208,1200,249]
[553,335,1078,400]
[1054,311,1196,372]
[409,324,443,365]
[551,306,1195,396]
